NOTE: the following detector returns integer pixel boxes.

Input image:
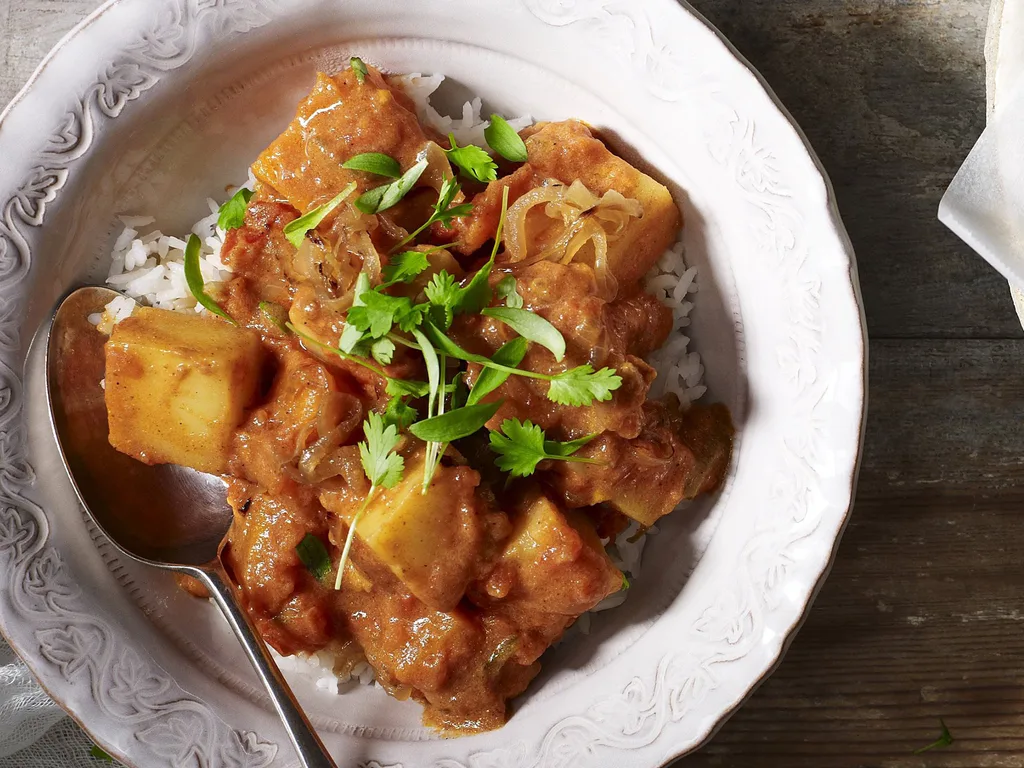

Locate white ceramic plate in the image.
[0,1,866,766]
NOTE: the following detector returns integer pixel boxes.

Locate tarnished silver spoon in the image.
[46,286,337,768]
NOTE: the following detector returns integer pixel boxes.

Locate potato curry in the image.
[101,60,734,734]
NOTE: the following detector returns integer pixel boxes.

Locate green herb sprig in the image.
[351,56,368,84]
[489,419,598,478]
[283,182,358,248]
[184,234,235,324]
[336,412,404,589]
[446,133,498,183]
[485,114,528,162]
[914,720,954,755]
[217,188,253,231]
[343,152,402,178]
[296,533,331,581]
[355,159,428,215]
[388,176,473,253]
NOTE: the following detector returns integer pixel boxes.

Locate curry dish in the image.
[100,61,734,734]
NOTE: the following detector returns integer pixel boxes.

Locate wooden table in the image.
[2,1,1019,766]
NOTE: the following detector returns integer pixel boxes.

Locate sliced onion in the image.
[501,178,642,293]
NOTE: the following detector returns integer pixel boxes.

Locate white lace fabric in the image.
[0,636,117,766]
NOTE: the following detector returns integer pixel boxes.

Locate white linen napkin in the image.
[939,77,1024,289]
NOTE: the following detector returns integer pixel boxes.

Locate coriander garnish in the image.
[217,187,253,231]
[446,133,498,183]
[489,418,598,478]
[258,301,290,334]
[283,181,358,248]
[423,323,622,406]
[296,533,331,581]
[466,337,528,406]
[350,56,368,84]
[494,274,523,308]
[914,720,954,754]
[481,307,565,362]
[410,401,503,443]
[343,152,401,178]
[485,114,528,163]
[355,159,428,215]
[382,250,432,285]
[336,413,404,589]
[184,234,235,324]
[388,176,474,253]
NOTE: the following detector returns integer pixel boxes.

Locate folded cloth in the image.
[939,77,1024,289]
[0,637,105,766]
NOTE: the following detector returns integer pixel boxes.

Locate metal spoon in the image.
[45,286,337,768]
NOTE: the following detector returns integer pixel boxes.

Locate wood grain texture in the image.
[3,2,1024,767]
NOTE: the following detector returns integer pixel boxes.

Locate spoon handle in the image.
[198,565,338,768]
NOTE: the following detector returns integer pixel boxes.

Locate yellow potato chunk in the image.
[469,490,622,664]
[324,448,500,612]
[105,307,263,475]
[524,120,681,285]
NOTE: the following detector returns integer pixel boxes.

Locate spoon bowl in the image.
[46,286,337,768]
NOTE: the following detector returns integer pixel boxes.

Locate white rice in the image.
[95,74,702,688]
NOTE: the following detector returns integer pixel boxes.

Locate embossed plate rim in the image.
[0,0,866,766]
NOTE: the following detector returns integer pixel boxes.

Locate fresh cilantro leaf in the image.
[914,720,954,754]
[371,338,396,365]
[446,133,498,183]
[348,292,424,339]
[449,185,510,316]
[89,744,114,762]
[354,183,388,215]
[424,270,460,329]
[489,419,598,478]
[296,534,331,580]
[355,159,428,214]
[337,412,404,589]
[450,372,469,410]
[286,321,392,382]
[482,307,566,361]
[495,274,523,308]
[359,411,404,489]
[485,114,528,162]
[431,176,474,228]
[184,234,235,324]
[467,336,529,406]
[544,433,596,457]
[387,176,474,253]
[217,187,253,231]
[383,396,418,430]
[456,261,493,316]
[410,401,503,442]
[547,365,622,406]
[383,250,431,284]
[351,56,368,84]
[386,378,430,398]
[343,152,401,178]
[339,274,373,353]
[489,418,546,477]
[423,322,621,407]
[259,301,290,334]
[283,182,358,248]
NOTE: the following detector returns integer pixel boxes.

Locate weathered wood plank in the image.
[683,493,1024,768]
[0,0,96,108]
[858,339,1024,493]
[690,0,1022,340]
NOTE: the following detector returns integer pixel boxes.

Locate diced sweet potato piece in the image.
[105,307,263,474]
